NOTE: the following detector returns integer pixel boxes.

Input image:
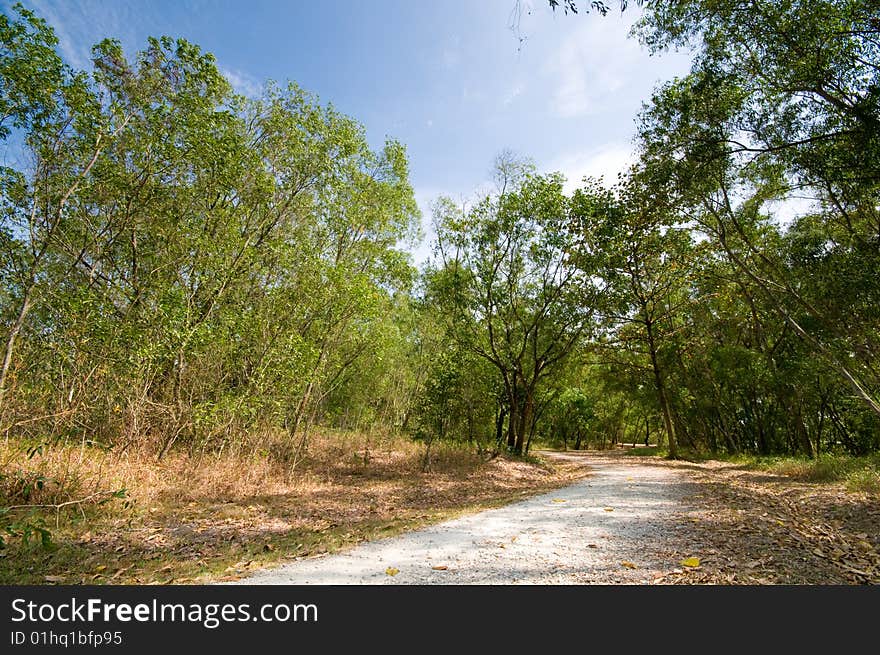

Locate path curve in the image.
[235,452,699,584]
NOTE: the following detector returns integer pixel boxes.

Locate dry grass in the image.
[0,429,589,584]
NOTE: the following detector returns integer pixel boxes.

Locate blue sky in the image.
[8,0,694,263]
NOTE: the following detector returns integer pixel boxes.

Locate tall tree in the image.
[426,158,602,454]
[635,0,880,418]
[589,177,698,458]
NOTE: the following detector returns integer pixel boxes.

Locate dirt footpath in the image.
[235,451,708,584]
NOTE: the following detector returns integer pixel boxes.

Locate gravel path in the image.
[235,452,700,584]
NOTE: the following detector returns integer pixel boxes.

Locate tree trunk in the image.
[0,291,32,414]
[506,390,518,452]
[494,404,507,453]
[646,320,678,458]
[513,391,533,455]
[794,399,814,459]
[711,217,880,419]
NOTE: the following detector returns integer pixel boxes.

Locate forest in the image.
[0,0,878,582]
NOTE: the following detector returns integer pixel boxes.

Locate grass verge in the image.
[622,446,880,493]
[741,453,880,492]
[0,430,589,584]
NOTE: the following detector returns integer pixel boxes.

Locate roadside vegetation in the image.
[0,430,588,584]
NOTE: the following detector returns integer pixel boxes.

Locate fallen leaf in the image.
[43,576,65,583]
[680,557,701,568]
[551,499,567,504]
[621,561,637,569]
[587,544,598,548]
[94,565,107,572]
[431,565,448,571]
[385,567,399,576]
[604,507,614,512]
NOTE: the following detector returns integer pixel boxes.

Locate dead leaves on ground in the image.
[653,459,880,585]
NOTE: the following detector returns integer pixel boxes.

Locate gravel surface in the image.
[235,452,702,585]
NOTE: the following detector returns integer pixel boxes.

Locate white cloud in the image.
[766,193,819,229]
[409,187,447,267]
[546,15,642,118]
[441,34,462,71]
[219,67,263,98]
[442,48,461,70]
[28,0,95,70]
[502,82,526,106]
[547,142,636,193]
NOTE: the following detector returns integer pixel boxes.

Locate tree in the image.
[0,4,106,412]
[0,5,422,462]
[634,0,880,419]
[587,176,698,458]
[426,157,602,454]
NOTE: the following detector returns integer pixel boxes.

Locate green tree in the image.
[635,0,880,418]
[426,157,602,454]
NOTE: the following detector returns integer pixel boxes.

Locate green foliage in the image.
[0,6,419,461]
[423,157,605,454]
[0,507,52,550]
[2,0,879,476]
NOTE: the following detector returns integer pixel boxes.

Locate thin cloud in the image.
[502,82,526,106]
[547,142,635,193]
[28,0,93,70]
[442,48,461,70]
[218,67,263,98]
[441,34,462,70]
[546,15,641,118]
